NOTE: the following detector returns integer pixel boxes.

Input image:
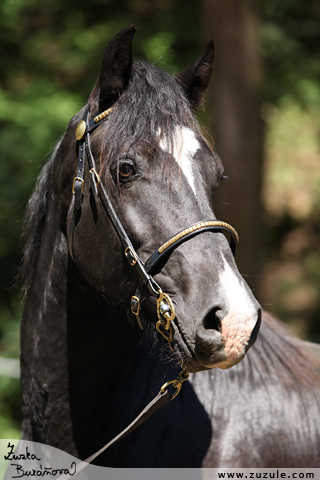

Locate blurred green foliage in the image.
[1,0,320,439]
[0,0,204,308]
[260,0,320,104]
[260,98,320,342]
[258,0,320,343]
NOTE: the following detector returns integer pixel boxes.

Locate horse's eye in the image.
[118,162,135,180]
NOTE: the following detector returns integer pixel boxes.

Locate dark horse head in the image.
[59,25,261,374]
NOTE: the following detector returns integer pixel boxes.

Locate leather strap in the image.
[131,221,239,329]
[145,221,239,276]
[74,107,90,209]
[85,132,99,199]
[68,107,89,261]
[69,107,161,296]
[97,179,161,298]
[57,389,171,480]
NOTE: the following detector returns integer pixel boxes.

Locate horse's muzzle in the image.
[193,306,261,370]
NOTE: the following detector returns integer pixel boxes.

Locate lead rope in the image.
[57,319,188,480]
[57,270,188,479]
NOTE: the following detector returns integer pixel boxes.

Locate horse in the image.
[18,25,320,468]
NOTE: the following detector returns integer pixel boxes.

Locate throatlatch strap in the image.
[69,105,159,294]
[97,180,160,298]
[85,133,99,199]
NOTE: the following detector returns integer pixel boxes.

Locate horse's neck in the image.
[20,191,165,455]
[67,262,144,409]
[66,265,177,457]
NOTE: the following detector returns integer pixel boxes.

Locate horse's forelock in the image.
[96,60,201,174]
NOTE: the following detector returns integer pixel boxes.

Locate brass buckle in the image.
[124,247,137,266]
[161,370,189,400]
[156,290,175,349]
[156,291,175,327]
[131,296,140,316]
[89,168,101,187]
[156,321,173,344]
[72,177,84,194]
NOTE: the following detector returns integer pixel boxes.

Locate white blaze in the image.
[219,258,257,366]
[159,126,200,196]
[221,258,255,316]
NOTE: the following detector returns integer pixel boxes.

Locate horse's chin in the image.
[171,321,250,373]
[173,345,246,373]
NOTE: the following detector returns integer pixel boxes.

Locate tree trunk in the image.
[202,0,263,293]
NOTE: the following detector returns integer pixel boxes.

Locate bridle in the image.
[64,104,240,476]
[69,105,239,338]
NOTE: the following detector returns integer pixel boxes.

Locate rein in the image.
[64,105,239,475]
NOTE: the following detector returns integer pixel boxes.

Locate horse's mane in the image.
[19,139,62,296]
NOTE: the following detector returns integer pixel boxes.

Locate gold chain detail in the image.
[133,286,189,400]
[156,290,175,351]
[158,220,239,254]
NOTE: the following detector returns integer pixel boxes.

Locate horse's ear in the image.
[175,39,215,110]
[88,25,136,114]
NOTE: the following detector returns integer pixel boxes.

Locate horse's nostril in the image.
[248,308,262,348]
[203,307,221,333]
[195,308,223,358]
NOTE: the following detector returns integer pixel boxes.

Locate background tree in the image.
[203,0,263,292]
